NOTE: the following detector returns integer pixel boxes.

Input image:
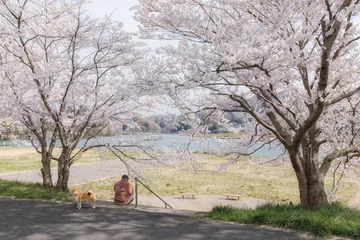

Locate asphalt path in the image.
[0,160,158,185]
[0,198,312,240]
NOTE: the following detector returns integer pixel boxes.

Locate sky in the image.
[85,1,181,116]
[85,0,139,32]
[85,0,174,49]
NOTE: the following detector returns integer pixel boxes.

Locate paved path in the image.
[0,198,313,240]
[0,160,158,185]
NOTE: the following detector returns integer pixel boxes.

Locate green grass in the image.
[0,179,72,202]
[205,202,360,239]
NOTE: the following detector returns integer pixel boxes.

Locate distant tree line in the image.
[0,112,249,140]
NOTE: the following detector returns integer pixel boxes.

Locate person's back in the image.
[114,175,134,204]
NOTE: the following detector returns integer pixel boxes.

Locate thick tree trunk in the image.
[57,164,70,191]
[295,159,328,208]
[40,151,53,187]
[56,160,71,190]
[56,150,71,191]
[41,163,53,187]
[297,175,328,208]
[34,127,57,187]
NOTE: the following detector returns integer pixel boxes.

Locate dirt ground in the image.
[135,194,267,211]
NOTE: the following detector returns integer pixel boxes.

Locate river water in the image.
[0,134,282,158]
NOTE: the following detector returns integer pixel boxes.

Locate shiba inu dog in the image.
[71,189,96,209]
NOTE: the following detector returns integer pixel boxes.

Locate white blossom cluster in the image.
[134,0,360,182]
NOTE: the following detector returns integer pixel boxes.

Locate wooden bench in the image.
[180,193,197,199]
[224,194,241,200]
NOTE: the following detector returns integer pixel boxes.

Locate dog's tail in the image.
[87,191,96,198]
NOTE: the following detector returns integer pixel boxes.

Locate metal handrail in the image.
[134,177,172,209]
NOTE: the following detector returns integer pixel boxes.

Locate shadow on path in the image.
[0,198,313,240]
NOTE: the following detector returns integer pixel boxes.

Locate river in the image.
[0,134,282,158]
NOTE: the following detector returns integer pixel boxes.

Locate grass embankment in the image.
[205,203,360,239]
[144,154,357,203]
[76,155,357,204]
[0,179,71,202]
[0,148,358,204]
[75,154,358,205]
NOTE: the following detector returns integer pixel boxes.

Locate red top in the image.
[114,179,133,203]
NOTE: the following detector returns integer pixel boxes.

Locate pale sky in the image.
[86,1,181,116]
[86,1,174,48]
[85,0,139,32]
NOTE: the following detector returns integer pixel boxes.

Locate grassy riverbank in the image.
[0,147,358,205]
[75,154,358,205]
[205,203,360,239]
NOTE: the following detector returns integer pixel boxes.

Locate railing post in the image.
[135,177,138,208]
[134,177,172,209]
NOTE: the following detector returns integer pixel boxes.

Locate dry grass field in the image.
[74,154,359,205]
[0,147,358,205]
[0,147,45,174]
[0,147,117,174]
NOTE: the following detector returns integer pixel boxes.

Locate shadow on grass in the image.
[0,179,71,202]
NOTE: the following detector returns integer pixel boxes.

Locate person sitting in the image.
[113,175,134,204]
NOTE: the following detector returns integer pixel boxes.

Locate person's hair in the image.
[122,175,129,180]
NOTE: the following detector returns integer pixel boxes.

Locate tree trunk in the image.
[56,150,71,191]
[57,163,70,191]
[296,159,328,208]
[33,126,57,187]
[41,163,52,187]
[40,152,53,187]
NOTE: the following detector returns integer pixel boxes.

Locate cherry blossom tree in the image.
[0,0,153,190]
[135,0,360,207]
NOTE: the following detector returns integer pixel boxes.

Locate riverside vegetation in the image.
[0,147,360,239]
